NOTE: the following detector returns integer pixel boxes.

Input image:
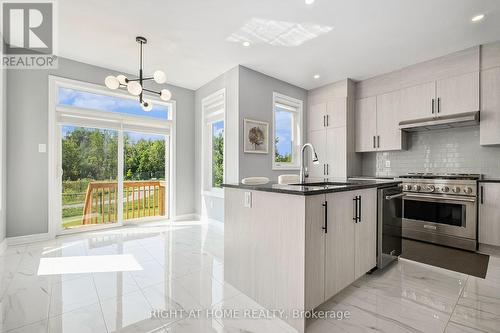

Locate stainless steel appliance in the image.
[377,185,404,269]
[396,173,480,251]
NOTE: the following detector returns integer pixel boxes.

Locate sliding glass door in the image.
[123,131,168,221]
[61,125,119,229]
[52,77,173,234]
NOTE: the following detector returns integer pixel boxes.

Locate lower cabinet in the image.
[324,188,377,300]
[479,182,500,246]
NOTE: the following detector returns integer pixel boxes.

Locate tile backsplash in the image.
[361,126,500,178]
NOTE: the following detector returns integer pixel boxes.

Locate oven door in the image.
[402,193,477,240]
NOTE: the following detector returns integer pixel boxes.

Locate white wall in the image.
[6,57,195,237]
[194,66,239,221]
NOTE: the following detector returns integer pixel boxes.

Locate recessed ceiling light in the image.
[313,74,320,79]
[471,14,485,22]
[305,0,315,4]
[242,41,251,47]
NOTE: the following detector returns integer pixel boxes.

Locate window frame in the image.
[201,89,225,198]
[272,92,303,170]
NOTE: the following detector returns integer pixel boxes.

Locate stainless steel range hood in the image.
[399,111,479,132]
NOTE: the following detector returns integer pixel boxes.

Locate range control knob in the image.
[452,186,461,194]
[463,187,473,195]
[413,184,421,191]
[441,186,450,193]
[403,184,412,191]
[427,185,435,192]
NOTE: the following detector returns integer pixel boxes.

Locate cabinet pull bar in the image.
[358,196,362,223]
[326,115,329,127]
[431,99,435,114]
[437,97,441,113]
[373,136,376,149]
[322,201,328,233]
[353,197,358,222]
[323,164,326,175]
[326,164,329,175]
[377,135,380,148]
[480,186,484,205]
[323,115,326,127]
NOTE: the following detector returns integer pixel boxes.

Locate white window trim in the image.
[272,92,303,170]
[47,75,176,237]
[201,89,226,198]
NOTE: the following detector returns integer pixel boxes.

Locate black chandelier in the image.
[104,36,172,111]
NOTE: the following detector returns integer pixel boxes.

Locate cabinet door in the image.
[436,72,479,117]
[376,90,403,151]
[326,97,347,128]
[326,127,346,179]
[355,97,377,152]
[307,130,326,179]
[480,68,500,145]
[305,195,326,310]
[479,183,500,247]
[308,103,327,132]
[400,81,436,121]
[325,191,355,299]
[354,188,377,280]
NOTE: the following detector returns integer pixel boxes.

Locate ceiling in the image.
[58,0,500,90]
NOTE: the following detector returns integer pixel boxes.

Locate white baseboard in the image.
[0,238,7,255]
[172,213,200,221]
[7,233,51,246]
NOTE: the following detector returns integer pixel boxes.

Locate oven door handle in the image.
[385,193,406,200]
[404,194,476,203]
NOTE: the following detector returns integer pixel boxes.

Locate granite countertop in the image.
[222,178,402,196]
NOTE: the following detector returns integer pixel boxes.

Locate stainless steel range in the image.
[396,173,481,251]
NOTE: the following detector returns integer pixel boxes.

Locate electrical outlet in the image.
[244,191,252,208]
[385,160,391,168]
[38,144,47,153]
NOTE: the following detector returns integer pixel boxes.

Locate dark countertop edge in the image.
[479,179,500,183]
[222,181,401,196]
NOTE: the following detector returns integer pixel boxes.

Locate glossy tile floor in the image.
[1,220,500,333]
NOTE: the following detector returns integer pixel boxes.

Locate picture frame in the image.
[243,118,269,154]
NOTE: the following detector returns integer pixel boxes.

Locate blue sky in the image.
[62,125,165,143]
[212,120,224,137]
[58,87,169,120]
[275,108,292,155]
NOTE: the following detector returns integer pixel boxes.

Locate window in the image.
[202,89,225,196]
[272,92,303,170]
[58,87,170,120]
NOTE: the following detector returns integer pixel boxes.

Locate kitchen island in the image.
[223,179,400,333]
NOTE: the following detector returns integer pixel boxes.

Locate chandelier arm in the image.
[142,88,161,95]
[127,77,153,82]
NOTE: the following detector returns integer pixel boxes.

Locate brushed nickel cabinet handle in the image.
[432,98,435,114]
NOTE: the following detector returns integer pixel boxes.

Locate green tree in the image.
[212,133,224,188]
[274,137,291,162]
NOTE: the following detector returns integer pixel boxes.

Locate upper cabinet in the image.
[355,92,404,153]
[400,81,436,121]
[436,72,480,116]
[480,42,500,146]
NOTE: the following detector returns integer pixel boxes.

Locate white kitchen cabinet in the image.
[479,182,500,247]
[308,103,327,132]
[307,96,351,178]
[355,92,404,152]
[400,81,436,121]
[480,67,500,145]
[324,188,377,299]
[436,72,480,117]
[325,191,355,298]
[376,90,403,151]
[354,189,377,279]
[355,96,377,152]
[307,129,327,179]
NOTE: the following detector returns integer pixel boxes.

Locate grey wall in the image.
[361,126,500,178]
[0,63,6,244]
[6,57,195,237]
[194,66,239,221]
[238,66,307,180]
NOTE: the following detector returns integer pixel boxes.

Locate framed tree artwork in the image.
[243,118,269,154]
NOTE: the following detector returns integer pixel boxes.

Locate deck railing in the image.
[82,180,166,225]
